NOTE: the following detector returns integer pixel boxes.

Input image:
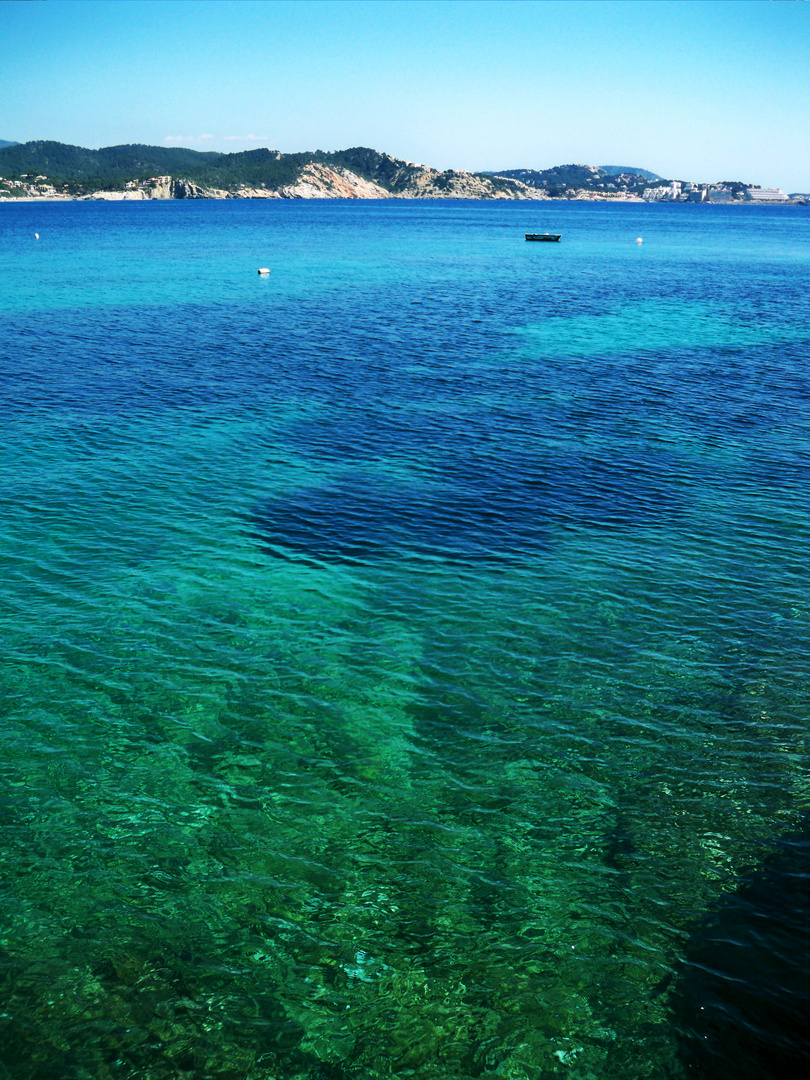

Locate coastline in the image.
[1,193,804,205]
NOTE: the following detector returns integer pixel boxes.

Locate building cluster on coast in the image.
[642,181,797,204]
[1,174,68,199]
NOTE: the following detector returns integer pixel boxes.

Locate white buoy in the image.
[34,233,39,239]
[636,237,643,244]
[258,267,270,275]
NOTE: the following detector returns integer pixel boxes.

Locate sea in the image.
[1,197,810,1080]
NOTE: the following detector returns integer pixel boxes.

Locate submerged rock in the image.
[670,822,810,1078]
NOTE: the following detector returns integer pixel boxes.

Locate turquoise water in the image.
[1,198,810,1079]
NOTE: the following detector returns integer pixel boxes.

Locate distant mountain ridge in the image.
[0,140,788,202]
[600,165,663,181]
[491,164,663,195]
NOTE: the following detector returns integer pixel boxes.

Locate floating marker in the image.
[258,267,270,275]
[636,237,643,244]
[34,233,39,239]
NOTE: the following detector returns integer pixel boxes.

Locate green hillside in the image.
[0,141,229,187]
[0,140,382,187]
[0,140,414,193]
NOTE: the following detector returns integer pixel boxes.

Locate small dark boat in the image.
[526,233,561,241]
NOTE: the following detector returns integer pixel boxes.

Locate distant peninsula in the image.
[0,140,803,204]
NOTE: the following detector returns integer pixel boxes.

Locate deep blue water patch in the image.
[249,443,688,565]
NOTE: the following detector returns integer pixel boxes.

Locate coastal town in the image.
[641,181,796,204]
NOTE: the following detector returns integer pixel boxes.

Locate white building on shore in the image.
[747,187,789,202]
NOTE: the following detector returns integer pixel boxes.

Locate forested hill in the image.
[0,141,291,186]
[0,140,518,195]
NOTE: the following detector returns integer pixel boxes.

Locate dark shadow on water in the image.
[250,476,550,565]
[670,819,810,1079]
[248,451,683,565]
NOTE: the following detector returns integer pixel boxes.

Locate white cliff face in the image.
[81,189,149,200]
[81,177,212,200]
[278,162,390,199]
[148,178,209,199]
[227,187,281,199]
[390,168,548,200]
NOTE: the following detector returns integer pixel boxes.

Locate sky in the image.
[1,0,808,191]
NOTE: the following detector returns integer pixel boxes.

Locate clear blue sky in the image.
[2,0,808,190]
